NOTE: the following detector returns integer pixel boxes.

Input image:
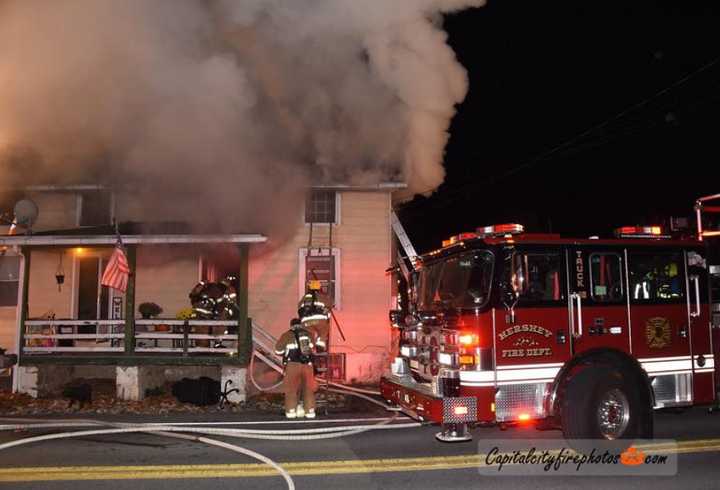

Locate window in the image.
[509,251,564,302]
[299,249,341,308]
[628,252,684,302]
[0,255,20,307]
[305,191,337,224]
[416,251,494,310]
[590,253,624,302]
[79,191,112,227]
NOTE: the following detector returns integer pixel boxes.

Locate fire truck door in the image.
[567,247,631,356]
[627,249,694,403]
[495,247,571,375]
[686,249,715,404]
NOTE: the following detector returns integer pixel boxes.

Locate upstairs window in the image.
[305,191,338,224]
[79,191,112,227]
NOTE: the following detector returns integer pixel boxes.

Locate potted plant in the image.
[138,302,163,319]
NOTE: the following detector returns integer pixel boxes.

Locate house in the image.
[0,182,403,401]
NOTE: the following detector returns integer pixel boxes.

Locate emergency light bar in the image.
[614,226,669,239]
[476,223,524,236]
[441,232,477,248]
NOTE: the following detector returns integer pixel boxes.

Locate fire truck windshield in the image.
[417,250,494,311]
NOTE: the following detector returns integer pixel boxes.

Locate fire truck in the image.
[381,195,720,443]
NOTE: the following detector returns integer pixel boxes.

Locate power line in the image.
[399,53,720,214]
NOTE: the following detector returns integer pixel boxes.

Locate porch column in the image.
[236,243,250,363]
[124,245,137,355]
[16,247,31,366]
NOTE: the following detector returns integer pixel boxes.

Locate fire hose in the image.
[249,350,382,397]
[0,416,423,490]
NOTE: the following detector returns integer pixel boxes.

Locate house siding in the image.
[26,192,77,231]
[0,307,17,354]
[134,246,199,319]
[249,191,392,382]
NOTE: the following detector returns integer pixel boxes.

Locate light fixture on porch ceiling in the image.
[56,251,65,292]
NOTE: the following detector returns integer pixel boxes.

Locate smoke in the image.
[0,0,483,234]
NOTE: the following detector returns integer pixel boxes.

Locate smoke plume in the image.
[0,0,483,234]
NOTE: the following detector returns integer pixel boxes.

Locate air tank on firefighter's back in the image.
[188,275,239,322]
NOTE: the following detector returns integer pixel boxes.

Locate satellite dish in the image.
[13,199,39,228]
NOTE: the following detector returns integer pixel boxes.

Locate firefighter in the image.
[274,318,320,419]
[298,286,330,345]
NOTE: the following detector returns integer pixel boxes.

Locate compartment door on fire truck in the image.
[496,246,571,380]
[627,249,694,405]
[567,247,631,355]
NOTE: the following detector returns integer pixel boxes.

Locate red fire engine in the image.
[381,195,720,443]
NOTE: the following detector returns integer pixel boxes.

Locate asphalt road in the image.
[1,406,720,490]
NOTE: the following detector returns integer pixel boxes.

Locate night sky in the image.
[399,0,720,254]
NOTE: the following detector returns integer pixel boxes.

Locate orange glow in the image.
[458,333,478,346]
[453,406,468,416]
[518,413,531,422]
[74,247,86,256]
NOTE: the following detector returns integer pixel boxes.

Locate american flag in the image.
[101,245,130,293]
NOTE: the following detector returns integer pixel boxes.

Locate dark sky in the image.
[399,0,720,253]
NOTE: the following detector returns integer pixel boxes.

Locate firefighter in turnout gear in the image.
[298,290,330,343]
[274,318,322,418]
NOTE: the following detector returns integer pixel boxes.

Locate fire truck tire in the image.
[561,366,650,450]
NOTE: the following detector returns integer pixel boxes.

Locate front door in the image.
[567,247,631,356]
[77,256,110,321]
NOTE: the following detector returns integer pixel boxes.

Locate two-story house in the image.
[0,183,403,400]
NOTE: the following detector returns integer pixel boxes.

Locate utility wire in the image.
[399,53,720,214]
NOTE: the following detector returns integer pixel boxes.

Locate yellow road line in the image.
[1,440,719,482]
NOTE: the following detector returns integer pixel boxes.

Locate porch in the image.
[0,228,267,401]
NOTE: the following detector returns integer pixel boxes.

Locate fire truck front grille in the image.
[651,373,693,408]
[495,383,548,422]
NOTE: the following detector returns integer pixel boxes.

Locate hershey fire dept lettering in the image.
[498,324,553,341]
[501,347,552,358]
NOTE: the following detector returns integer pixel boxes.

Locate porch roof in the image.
[0,221,266,246]
[0,234,266,246]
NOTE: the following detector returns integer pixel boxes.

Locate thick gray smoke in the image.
[0,0,483,234]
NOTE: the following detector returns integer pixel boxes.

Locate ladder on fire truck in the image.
[695,193,720,242]
[695,193,720,412]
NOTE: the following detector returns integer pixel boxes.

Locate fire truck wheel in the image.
[561,367,649,451]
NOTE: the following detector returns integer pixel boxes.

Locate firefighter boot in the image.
[306,409,316,419]
[296,403,305,418]
[285,408,297,419]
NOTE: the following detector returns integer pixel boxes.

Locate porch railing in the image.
[21,319,248,357]
[24,320,125,353]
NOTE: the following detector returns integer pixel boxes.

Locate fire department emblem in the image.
[645,317,671,349]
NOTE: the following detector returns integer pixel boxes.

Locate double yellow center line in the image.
[1,439,719,481]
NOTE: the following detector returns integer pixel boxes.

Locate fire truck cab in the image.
[381,218,719,443]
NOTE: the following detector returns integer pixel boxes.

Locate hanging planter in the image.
[55,251,65,292]
[138,302,163,319]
